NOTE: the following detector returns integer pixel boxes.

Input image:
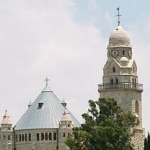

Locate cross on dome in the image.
[44,77,49,86]
[116,7,122,26]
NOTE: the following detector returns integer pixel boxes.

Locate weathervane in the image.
[44,77,49,86]
[116,7,122,26]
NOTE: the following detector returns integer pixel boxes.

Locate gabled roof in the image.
[104,59,121,70]
[15,85,80,130]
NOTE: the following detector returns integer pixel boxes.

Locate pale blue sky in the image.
[0,0,149,133]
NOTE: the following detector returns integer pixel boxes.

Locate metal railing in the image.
[98,82,143,91]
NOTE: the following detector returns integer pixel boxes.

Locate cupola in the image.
[109,26,131,47]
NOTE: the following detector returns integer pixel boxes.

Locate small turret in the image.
[59,107,73,129]
[1,110,12,127]
[58,107,73,150]
[0,110,13,150]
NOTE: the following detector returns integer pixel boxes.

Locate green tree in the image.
[66,98,139,150]
[144,133,150,150]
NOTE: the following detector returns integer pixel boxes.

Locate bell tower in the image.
[98,8,145,150]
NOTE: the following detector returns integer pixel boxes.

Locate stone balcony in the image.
[98,82,143,92]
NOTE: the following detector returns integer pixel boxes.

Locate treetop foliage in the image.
[66,98,139,150]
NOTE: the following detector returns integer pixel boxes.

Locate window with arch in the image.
[135,101,139,115]
[113,66,116,73]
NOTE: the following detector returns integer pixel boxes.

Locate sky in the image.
[0,0,150,133]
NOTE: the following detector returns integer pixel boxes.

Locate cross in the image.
[44,77,49,86]
[116,7,122,26]
[5,110,7,115]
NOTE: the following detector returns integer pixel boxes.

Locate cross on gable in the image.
[44,77,49,86]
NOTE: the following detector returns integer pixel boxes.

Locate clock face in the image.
[128,50,132,58]
[111,49,119,58]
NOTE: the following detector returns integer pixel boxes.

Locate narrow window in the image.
[41,133,44,141]
[110,79,113,85]
[53,133,57,141]
[22,134,24,142]
[135,101,139,115]
[116,78,118,84]
[123,50,125,55]
[8,135,11,140]
[19,134,21,142]
[28,133,31,141]
[45,133,48,141]
[113,67,116,73]
[37,133,39,141]
[63,133,65,137]
[25,134,27,141]
[49,133,52,140]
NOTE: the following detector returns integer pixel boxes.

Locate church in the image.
[0,10,145,150]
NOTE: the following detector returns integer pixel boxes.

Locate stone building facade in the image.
[98,24,145,149]
[0,82,80,150]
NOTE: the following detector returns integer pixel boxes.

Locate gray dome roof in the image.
[15,85,80,130]
[109,26,130,46]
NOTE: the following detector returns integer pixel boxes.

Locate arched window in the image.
[135,101,139,115]
[113,67,116,73]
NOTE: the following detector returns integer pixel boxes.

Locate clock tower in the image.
[98,10,145,150]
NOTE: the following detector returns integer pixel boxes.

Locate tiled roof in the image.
[15,85,80,130]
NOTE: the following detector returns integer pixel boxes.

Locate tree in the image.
[144,133,150,150]
[66,98,139,150]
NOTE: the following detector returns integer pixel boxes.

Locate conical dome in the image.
[15,85,80,130]
[109,25,131,46]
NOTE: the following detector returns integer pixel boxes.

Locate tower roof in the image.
[1,110,12,125]
[60,108,72,122]
[109,25,131,47]
[15,84,80,130]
